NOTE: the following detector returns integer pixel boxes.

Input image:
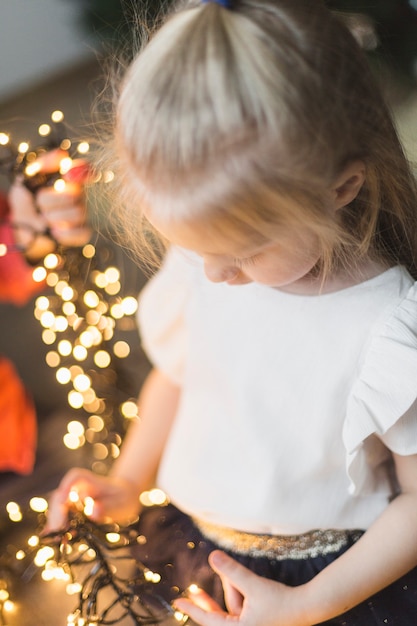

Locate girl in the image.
[48,0,417,624]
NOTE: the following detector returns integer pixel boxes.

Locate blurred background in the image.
[0,1,415,624]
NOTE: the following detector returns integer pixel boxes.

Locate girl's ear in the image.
[331,161,366,210]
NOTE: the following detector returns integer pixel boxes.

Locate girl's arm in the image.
[175,451,417,626]
[47,368,180,529]
[109,367,180,490]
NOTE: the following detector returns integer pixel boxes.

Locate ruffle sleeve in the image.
[137,247,198,385]
[343,281,417,495]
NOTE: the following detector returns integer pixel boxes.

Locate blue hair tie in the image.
[202,0,231,8]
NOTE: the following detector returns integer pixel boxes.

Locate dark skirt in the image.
[132,504,417,625]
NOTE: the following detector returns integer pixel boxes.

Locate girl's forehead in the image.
[147,211,270,256]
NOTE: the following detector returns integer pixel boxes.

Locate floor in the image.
[0,59,152,625]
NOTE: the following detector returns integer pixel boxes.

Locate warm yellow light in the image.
[73,374,91,392]
[113,341,130,358]
[59,157,73,174]
[6,502,20,515]
[46,272,59,287]
[3,600,15,613]
[73,345,88,361]
[16,550,26,560]
[28,535,40,547]
[83,497,95,517]
[93,443,108,460]
[44,253,59,269]
[42,329,56,345]
[58,339,72,356]
[0,132,9,145]
[104,267,120,283]
[38,123,51,137]
[66,582,82,595]
[121,296,138,315]
[94,350,111,368]
[34,546,55,567]
[61,285,75,301]
[105,532,120,543]
[82,244,96,258]
[67,420,85,437]
[110,303,123,319]
[54,316,68,333]
[0,244,7,257]
[40,311,55,328]
[83,290,100,308]
[63,301,76,316]
[29,497,48,513]
[25,162,42,178]
[103,170,115,184]
[0,589,9,602]
[86,310,100,325]
[68,391,84,409]
[139,489,168,507]
[60,138,71,151]
[77,141,90,154]
[94,273,108,288]
[51,110,64,123]
[88,415,104,432]
[36,295,50,310]
[33,266,47,282]
[105,281,121,295]
[54,178,66,192]
[120,400,138,419]
[18,141,29,153]
[79,330,94,348]
[63,433,82,450]
[46,351,60,367]
[174,610,188,623]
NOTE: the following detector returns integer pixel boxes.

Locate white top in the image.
[138,247,417,534]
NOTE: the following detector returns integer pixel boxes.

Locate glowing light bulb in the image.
[77,141,90,154]
[33,266,47,282]
[51,110,64,123]
[94,350,111,368]
[83,497,94,517]
[113,341,130,358]
[38,123,51,137]
[44,253,59,269]
[68,420,85,436]
[121,400,138,419]
[54,178,66,192]
[73,374,91,392]
[29,497,48,512]
[121,296,138,315]
[0,132,9,145]
[18,141,29,153]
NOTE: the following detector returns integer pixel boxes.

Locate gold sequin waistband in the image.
[193,518,363,560]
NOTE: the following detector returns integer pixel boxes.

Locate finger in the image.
[208,551,257,598]
[222,578,244,616]
[187,586,224,613]
[174,599,237,626]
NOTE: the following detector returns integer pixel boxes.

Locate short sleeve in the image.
[343,281,417,494]
[137,247,198,385]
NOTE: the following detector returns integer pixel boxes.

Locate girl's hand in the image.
[174,551,311,626]
[8,148,91,253]
[45,468,141,532]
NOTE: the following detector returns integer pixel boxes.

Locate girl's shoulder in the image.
[344,266,417,482]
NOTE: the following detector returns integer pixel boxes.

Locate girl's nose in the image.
[203,257,240,283]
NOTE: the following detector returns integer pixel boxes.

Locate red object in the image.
[0,357,37,474]
[0,194,44,305]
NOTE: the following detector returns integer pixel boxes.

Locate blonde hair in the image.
[106,0,417,277]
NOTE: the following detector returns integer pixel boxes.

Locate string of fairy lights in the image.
[0,113,190,624]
